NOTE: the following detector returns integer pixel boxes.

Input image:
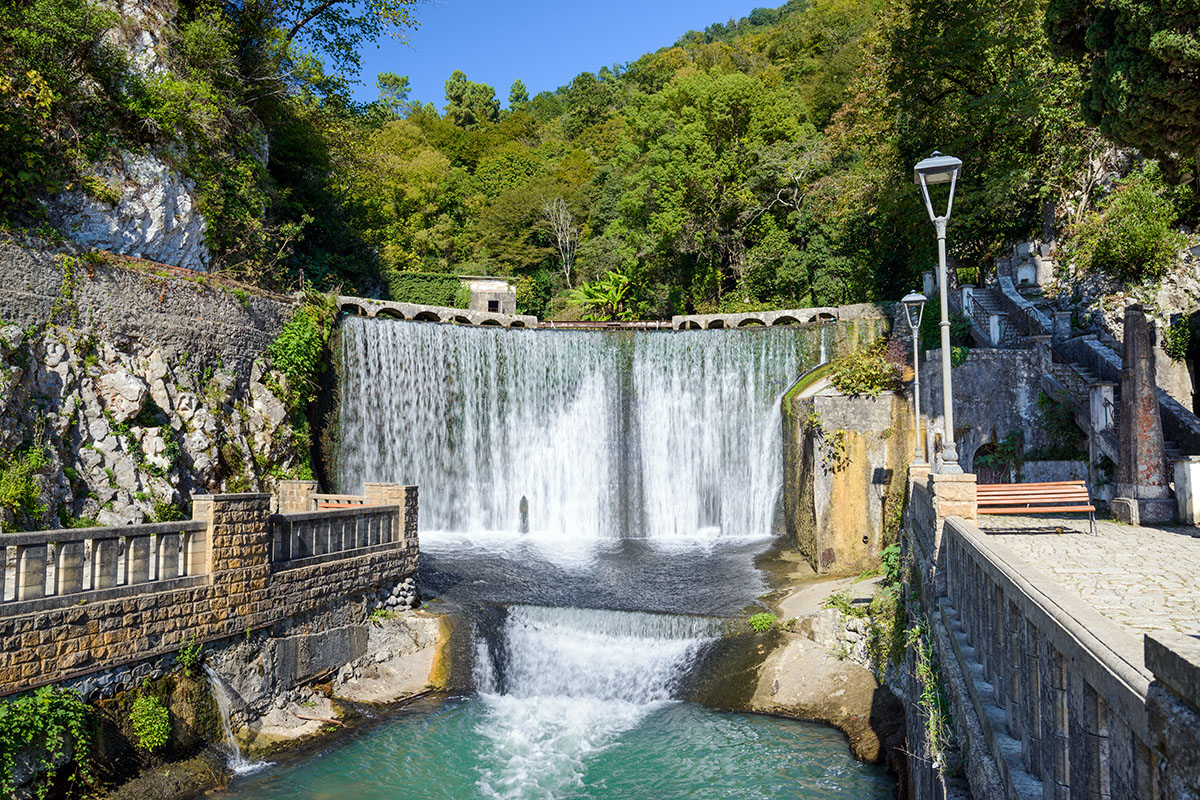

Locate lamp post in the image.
[902,291,928,466]
[914,151,964,474]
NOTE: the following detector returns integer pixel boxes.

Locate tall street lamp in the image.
[901,291,928,466]
[914,151,964,474]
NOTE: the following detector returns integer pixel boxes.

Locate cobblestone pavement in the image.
[978,515,1200,637]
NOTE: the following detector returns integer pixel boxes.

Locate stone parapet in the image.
[0,488,418,696]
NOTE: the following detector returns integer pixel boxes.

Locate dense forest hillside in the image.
[2,0,1197,319]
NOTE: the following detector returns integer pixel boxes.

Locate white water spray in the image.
[204,665,271,775]
[471,605,721,799]
[338,322,824,542]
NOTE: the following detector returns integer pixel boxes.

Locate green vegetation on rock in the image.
[0,686,93,798]
[129,694,170,752]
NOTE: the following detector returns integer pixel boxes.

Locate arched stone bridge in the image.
[337,296,539,329]
[671,307,840,330]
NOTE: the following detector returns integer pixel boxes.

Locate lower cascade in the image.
[471,606,723,798]
[204,665,271,776]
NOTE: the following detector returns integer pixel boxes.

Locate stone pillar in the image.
[926,472,976,597]
[1089,382,1117,432]
[1173,457,1200,525]
[402,486,419,542]
[1113,305,1175,524]
[278,480,319,513]
[1053,311,1072,343]
[205,494,273,635]
[922,270,935,297]
[1145,633,1200,799]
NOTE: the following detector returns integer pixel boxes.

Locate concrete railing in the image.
[271,501,413,565]
[942,516,1155,799]
[0,521,208,614]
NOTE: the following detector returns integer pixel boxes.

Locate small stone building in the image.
[460,276,517,315]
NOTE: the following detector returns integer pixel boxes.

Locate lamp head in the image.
[913,151,963,185]
[901,291,927,330]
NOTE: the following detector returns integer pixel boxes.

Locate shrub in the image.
[383,271,464,307]
[828,341,901,397]
[748,612,777,632]
[267,294,336,413]
[0,686,92,798]
[129,695,170,751]
[1164,316,1191,363]
[177,633,202,677]
[919,298,973,352]
[0,438,49,530]
[1068,169,1185,283]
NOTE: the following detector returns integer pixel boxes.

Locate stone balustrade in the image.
[942,516,1156,799]
[0,485,418,696]
[0,521,209,613]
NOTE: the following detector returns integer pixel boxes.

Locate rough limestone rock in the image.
[50,151,209,271]
[97,368,148,424]
[752,633,903,762]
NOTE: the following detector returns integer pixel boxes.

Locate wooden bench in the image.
[976,480,1097,536]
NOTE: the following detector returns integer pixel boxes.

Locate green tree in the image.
[508,78,529,108]
[1045,0,1200,169]
[445,69,499,128]
[271,0,421,78]
[376,71,411,118]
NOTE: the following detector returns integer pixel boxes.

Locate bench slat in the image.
[982,505,1096,514]
[979,494,1089,503]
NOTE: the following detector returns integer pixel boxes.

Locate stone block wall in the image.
[0,492,418,697]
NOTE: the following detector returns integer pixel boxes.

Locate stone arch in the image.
[376,307,404,320]
[707,319,726,329]
[771,316,801,326]
[452,315,474,325]
[738,318,765,327]
[510,320,527,328]
[480,319,503,327]
[815,312,837,323]
[340,303,368,317]
[972,442,1009,484]
[413,310,441,323]
[679,320,702,330]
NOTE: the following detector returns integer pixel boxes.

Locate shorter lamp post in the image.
[902,291,928,466]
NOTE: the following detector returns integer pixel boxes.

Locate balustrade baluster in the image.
[125,536,151,585]
[55,540,85,595]
[93,537,120,589]
[16,544,47,601]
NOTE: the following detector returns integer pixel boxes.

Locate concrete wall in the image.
[784,390,911,575]
[0,491,418,697]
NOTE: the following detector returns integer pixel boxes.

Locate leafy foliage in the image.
[1065,169,1185,283]
[177,633,203,678]
[748,612,778,632]
[383,272,468,307]
[0,686,92,798]
[828,340,902,397]
[267,293,337,413]
[129,695,170,752]
[0,433,49,530]
[1164,316,1192,363]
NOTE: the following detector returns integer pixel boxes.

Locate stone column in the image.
[1113,305,1175,524]
[1053,311,1072,343]
[206,493,273,635]
[926,472,976,597]
[278,480,318,513]
[1172,457,1200,525]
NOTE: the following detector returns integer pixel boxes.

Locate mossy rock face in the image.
[93,673,221,785]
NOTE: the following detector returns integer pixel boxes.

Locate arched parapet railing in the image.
[706,319,726,329]
[412,310,441,323]
[375,307,405,320]
[771,315,801,326]
[814,311,837,323]
[679,320,702,330]
[479,318,503,327]
[510,320,527,328]
[340,302,369,317]
[737,317,766,327]
[452,314,473,325]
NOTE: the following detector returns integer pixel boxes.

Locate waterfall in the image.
[471,605,721,799]
[204,665,271,775]
[338,321,823,542]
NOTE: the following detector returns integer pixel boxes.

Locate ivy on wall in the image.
[382,271,469,308]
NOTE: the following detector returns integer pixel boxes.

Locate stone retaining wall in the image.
[0,489,418,697]
[904,468,1200,799]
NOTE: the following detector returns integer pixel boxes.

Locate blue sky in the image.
[353,0,767,108]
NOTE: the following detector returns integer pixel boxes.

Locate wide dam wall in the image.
[331,312,888,542]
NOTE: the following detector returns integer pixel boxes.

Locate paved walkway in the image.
[978,515,1200,637]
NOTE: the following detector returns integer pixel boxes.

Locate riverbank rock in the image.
[751,633,904,763]
[334,612,443,704]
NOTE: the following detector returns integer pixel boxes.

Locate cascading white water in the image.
[471,605,721,799]
[338,320,823,541]
[204,665,271,775]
